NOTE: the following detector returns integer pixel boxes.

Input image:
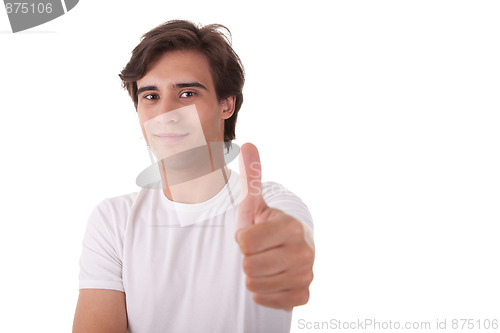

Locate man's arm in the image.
[72,289,128,333]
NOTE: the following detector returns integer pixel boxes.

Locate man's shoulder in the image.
[100,190,140,210]
[89,190,142,223]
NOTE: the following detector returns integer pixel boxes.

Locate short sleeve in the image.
[78,199,125,292]
[262,182,314,232]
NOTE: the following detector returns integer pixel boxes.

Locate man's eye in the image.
[180,91,196,98]
[144,94,159,100]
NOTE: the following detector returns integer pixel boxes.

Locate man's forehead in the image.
[148,50,210,72]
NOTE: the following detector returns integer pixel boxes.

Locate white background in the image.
[1,1,499,332]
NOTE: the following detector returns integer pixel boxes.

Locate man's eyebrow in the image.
[136,82,208,96]
[137,85,159,96]
[173,82,208,90]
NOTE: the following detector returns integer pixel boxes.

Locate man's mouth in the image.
[154,133,189,143]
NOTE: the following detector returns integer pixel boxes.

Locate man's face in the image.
[136,50,233,162]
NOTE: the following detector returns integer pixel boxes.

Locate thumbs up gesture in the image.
[236,143,315,311]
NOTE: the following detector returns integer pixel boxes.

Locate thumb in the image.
[237,143,268,232]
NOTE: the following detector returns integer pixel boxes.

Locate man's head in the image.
[119,20,245,150]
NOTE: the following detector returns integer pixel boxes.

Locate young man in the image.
[73,20,314,333]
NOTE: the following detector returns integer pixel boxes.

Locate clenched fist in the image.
[236,143,315,311]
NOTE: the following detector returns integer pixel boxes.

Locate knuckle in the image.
[303,270,314,286]
[295,271,313,289]
[296,289,310,306]
[292,246,314,268]
[304,246,315,263]
[300,271,313,288]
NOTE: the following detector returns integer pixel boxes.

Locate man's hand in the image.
[236,143,315,311]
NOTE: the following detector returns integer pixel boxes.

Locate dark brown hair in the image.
[119,20,245,148]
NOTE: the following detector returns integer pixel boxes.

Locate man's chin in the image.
[156,145,214,184]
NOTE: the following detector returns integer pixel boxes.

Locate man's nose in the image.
[157,97,183,122]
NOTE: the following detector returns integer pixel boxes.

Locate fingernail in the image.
[235,229,242,243]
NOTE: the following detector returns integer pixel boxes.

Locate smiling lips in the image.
[154,133,188,143]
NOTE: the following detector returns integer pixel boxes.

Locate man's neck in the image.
[161,165,231,204]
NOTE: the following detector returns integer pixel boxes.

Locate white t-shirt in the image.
[78,170,313,333]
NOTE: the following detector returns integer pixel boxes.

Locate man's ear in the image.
[220,96,236,120]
